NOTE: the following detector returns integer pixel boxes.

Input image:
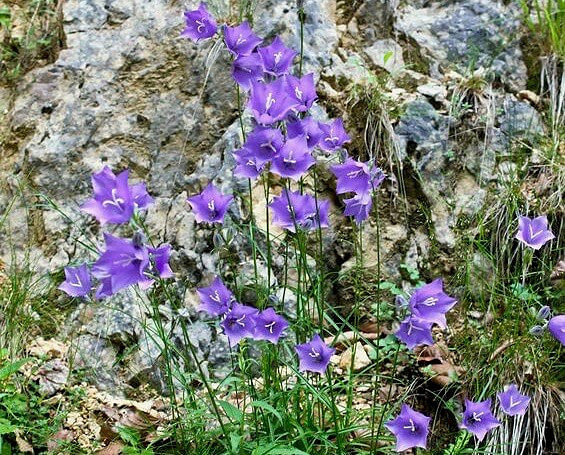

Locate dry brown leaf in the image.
[47,429,75,453]
[27,338,68,359]
[15,432,34,453]
[96,442,124,455]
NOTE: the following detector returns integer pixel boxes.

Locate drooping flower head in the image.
[148,244,174,279]
[497,384,530,416]
[187,183,233,224]
[385,404,431,452]
[409,279,457,328]
[460,399,500,441]
[284,73,317,112]
[270,136,315,180]
[269,189,329,232]
[223,21,262,56]
[343,192,373,224]
[181,2,218,41]
[258,36,297,76]
[232,53,264,90]
[92,233,151,299]
[221,303,258,346]
[81,167,152,225]
[395,316,434,350]
[295,334,335,374]
[58,264,92,298]
[248,79,298,125]
[242,126,284,164]
[318,118,351,152]
[233,147,266,179]
[548,315,565,346]
[515,215,555,250]
[287,116,322,149]
[197,276,236,317]
[253,307,289,344]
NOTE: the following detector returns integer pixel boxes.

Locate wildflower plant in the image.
[49,2,563,453]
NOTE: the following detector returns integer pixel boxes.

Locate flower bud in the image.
[395,294,409,310]
[213,232,225,248]
[268,294,280,306]
[529,325,545,337]
[132,231,146,248]
[536,305,551,321]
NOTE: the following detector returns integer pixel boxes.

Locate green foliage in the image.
[521,0,565,59]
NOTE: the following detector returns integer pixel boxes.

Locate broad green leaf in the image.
[218,400,243,422]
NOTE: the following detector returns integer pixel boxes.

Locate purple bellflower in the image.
[331,158,372,195]
[221,303,258,346]
[270,136,315,180]
[409,279,457,329]
[187,183,233,224]
[318,118,351,152]
[81,167,152,225]
[258,36,297,76]
[253,307,289,344]
[295,334,335,374]
[269,189,329,232]
[385,404,431,452]
[242,126,284,164]
[59,264,92,298]
[287,116,323,149]
[148,244,174,279]
[461,399,500,441]
[197,276,235,317]
[395,316,434,350]
[181,2,218,41]
[284,73,317,112]
[248,79,298,125]
[343,192,373,224]
[92,233,151,299]
[233,147,266,179]
[224,21,262,56]
[548,315,565,346]
[232,53,264,90]
[515,215,555,250]
[497,384,530,416]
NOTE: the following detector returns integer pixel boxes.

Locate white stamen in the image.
[509,397,521,408]
[308,348,320,358]
[528,224,543,239]
[196,20,205,33]
[235,35,246,46]
[406,320,425,336]
[273,51,283,64]
[102,188,125,209]
[208,200,216,212]
[114,253,135,267]
[260,141,278,153]
[421,296,439,306]
[236,314,246,327]
[265,92,276,111]
[265,321,276,333]
[69,273,83,288]
[346,170,362,179]
[209,290,221,303]
[283,151,296,165]
[294,87,303,100]
[472,412,484,422]
[324,128,340,144]
[402,418,416,432]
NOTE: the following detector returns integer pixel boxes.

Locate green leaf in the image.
[252,443,310,455]
[383,50,393,64]
[0,418,17,435]
[230,433,242,452]
[0,359,28,381]
[219,400,243,423]
[249,400,282,422]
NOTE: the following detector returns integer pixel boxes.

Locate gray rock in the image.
[396,0,528,90]
[364,39,405,74]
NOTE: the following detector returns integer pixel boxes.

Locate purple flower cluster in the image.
[387,385,531,451]
[59,168,173,299]
[394,279,457,350]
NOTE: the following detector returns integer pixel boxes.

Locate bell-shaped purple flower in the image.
[295,334,335,374]
[233,147,266,179]
[221,303,258,346]
[409,279,457,329]
[497,384,530,416]
[385,404,431,452]
[258,36,297,76]
[395,316,434,350]
[248,79,298,125]
[197,276,235,317]
[343,192,373,224]
[92,233,151,299]
[270,136,315,180]
[284,73,317,112]
[242,126,284,164]
[232,52,264,90]
[548,315,565,346]
[460,399,500,441]
[331,158,372,195]
[148,244,174,279]
[515,215,555,250]
[223,21,262,56]
[81,167,140,225]
[58,264,92,298]
[269,189,329,233]
[253,307,289,344]
[187,183,233,224]
[318,118,351,152]
[181,3,218,41]
[287,117,322,149]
